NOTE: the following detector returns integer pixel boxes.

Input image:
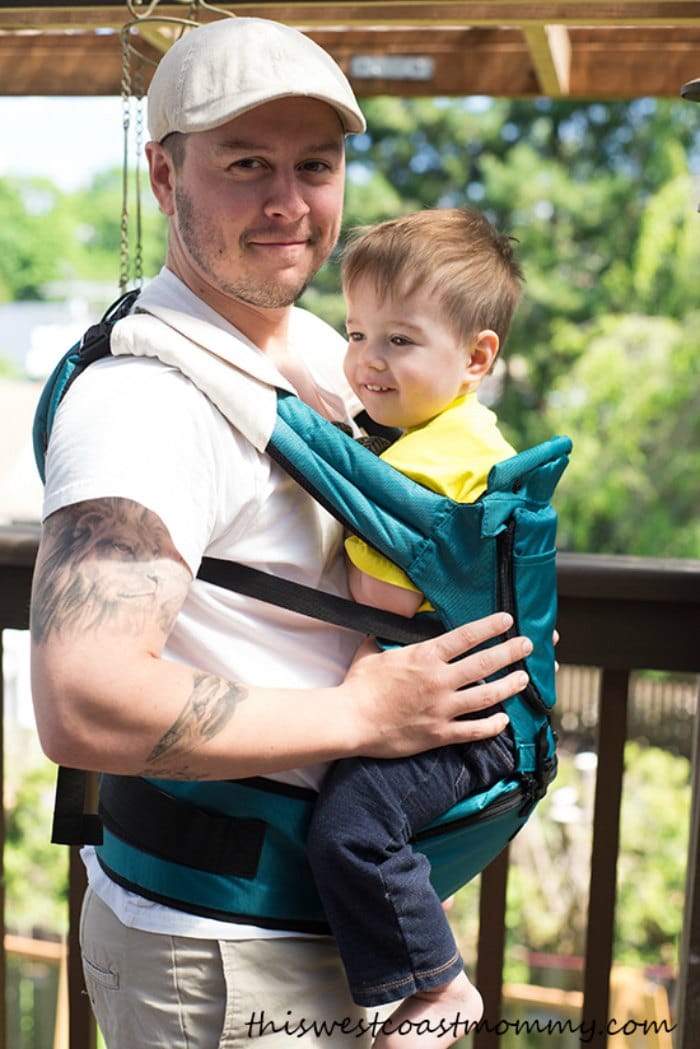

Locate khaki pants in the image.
[80,887,389,1048]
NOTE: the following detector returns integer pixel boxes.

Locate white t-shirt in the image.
[42,269,364,937]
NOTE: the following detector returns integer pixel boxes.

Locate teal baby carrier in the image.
[35,293,572,933]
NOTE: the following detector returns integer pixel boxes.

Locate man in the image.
[30,18,533,1047]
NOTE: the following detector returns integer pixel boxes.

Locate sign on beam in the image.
[349,55,435,81]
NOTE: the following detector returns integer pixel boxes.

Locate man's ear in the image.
[464,329,500,387]
[145,141,177,217]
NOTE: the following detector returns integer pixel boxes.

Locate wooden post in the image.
[53,942,69,1049]
[0,632,6,1049]
[674,688,700,1049]
[68,847,96,1049]
[474,846,510,1049]
[580,668,629,1047]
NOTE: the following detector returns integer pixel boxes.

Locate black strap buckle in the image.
[51,767,103,846]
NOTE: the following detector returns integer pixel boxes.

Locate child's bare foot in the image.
[372,970,483,1049]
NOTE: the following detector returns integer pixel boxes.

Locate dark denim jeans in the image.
[307,728,516,1007]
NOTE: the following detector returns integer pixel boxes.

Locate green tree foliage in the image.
[501,744,690,972]
[0,179,73,301]
[334,98,700,441]
[57,167,167,283]
[543,312,700,557]
[4,759,68,935]
[0,167,166,298]
[305,95,700,556]
[616,744,691,968]
[1,96,699,555]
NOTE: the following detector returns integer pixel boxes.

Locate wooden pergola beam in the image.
[131,21,183,55]
[2,3,700,99]
[2,25,700,99]
[4,3,700,31]
[522,24,571,96]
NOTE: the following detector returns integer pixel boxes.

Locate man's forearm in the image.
[30,498,532,780]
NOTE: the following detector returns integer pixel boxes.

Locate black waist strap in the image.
[99,775,266,879]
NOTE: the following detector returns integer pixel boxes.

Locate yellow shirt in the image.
[345,394,516,597]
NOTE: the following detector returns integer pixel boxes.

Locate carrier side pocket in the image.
[497,511,558,712]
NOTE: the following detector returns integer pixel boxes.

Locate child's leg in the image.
[308,746,472,1005]
[308,733,515,1047]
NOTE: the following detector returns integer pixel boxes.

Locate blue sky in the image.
[0,96,130,189]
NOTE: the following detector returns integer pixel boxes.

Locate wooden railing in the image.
[5,934,67,1049]
[1,525,699,1049]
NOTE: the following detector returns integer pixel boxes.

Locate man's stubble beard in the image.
[175,185,323,309]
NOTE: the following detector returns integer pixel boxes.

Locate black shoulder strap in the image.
[196,558,442,646]
[66,288,142,391]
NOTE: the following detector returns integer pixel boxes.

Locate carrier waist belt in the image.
[93,746,555,934]
[99,774,267,879]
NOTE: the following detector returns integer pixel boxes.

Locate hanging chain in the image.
[119,25,133,293]
[133,63,146,288]
[117,1,236,290]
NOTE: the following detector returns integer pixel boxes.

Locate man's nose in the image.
[263,172,310,220]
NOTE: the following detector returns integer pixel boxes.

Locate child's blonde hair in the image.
[341,207,524,347]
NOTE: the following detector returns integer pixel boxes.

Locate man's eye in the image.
[301,161,331,173]
[231,158,264,171]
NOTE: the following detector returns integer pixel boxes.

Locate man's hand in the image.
[341,612,531,759]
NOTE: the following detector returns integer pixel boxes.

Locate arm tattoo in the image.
[32,499,247,778]
[31,498,189,644]
[145,673,247,777]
